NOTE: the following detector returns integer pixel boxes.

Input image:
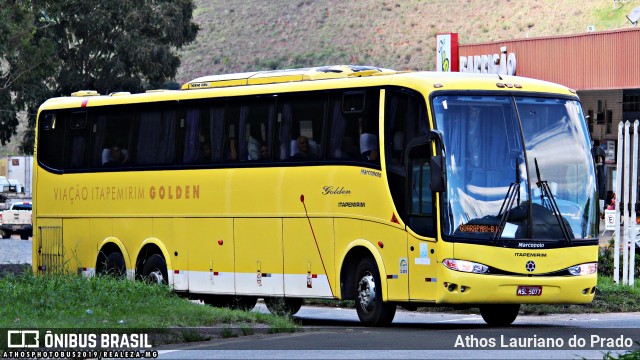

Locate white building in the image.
[0,156,33,197]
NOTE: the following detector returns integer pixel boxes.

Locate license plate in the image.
[516,286,542,296]
[11,226,21,231]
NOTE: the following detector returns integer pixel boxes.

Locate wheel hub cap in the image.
[357,273,376,313]
[149,270,164,284]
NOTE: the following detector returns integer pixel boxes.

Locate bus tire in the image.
[479,304,520,326]
[354,257,396,326]
[100,252,126,278]
[229,296,258,311]
[264,297,303,316]
[142,254,168,285]
[202,295,232,308]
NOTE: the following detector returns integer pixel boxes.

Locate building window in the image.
[624,94,640,112]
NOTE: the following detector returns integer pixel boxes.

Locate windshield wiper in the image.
[534,158,572,245]
[492,158,521,243]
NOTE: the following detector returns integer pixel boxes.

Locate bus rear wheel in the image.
[99,252,126,278]
[142,254,168,285]
[229,296,258,311]
[479,304,520,326]
[202,295,231,308]
[264,297,303,316]
[202,295,257,311]
[354,257,396,326]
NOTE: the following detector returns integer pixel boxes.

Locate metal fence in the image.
[614,120,638,285]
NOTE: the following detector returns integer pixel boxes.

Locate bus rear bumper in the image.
[435,270,597,305]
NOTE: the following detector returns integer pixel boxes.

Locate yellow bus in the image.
[33,65,599,326]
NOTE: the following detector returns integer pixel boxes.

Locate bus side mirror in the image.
[428,130,446,192]
[430,155,446,192]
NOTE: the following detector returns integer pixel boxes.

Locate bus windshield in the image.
[433,94,597,243]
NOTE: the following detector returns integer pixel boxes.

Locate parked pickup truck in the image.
[0,202,32,239]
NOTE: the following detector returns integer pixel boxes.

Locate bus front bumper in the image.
[435,268,597,305]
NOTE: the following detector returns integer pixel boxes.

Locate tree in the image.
[2,0,199,153]
[0,1,57,148]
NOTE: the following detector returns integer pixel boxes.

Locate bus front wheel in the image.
[479,304,520,326]
[142,254,168,285]
[354,257,396,326]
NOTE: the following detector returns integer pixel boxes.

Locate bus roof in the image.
[180,65,398,90]
[38,65,576,111]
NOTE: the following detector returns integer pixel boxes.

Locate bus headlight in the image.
[442,259,489,274]
[568,263,597,276]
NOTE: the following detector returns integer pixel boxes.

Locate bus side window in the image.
[279,93,327,162]
[179,103,224,164]
[328,90,379,162]
[227,100,275,162]
[91,108,133,168]
[179,107,202,164]
[135,107,176,166]
[224,104,241,162]
[245,101,274,161]
[64,111,89,170]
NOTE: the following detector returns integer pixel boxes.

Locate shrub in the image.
[598,239,640,277]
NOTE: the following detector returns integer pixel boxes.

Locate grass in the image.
[1,271,639,358]
[604,348,640,360]
[0,272,296,332]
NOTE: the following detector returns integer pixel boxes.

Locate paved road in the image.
[153,306,640,359]
[0,238,31,264]
[0,237,32,276]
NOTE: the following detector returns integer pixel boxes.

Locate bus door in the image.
[405,139,438,302]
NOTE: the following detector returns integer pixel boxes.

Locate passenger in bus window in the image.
[360,133,379,163]
[198,143,212,162]
[391,131,405,165]
[226,137,238,161]
[102,145,128,166]
[292,135,317,160]
[260,142,269,160]
[340,136,360,159]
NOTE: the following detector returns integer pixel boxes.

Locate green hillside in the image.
[176,0,640,83]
